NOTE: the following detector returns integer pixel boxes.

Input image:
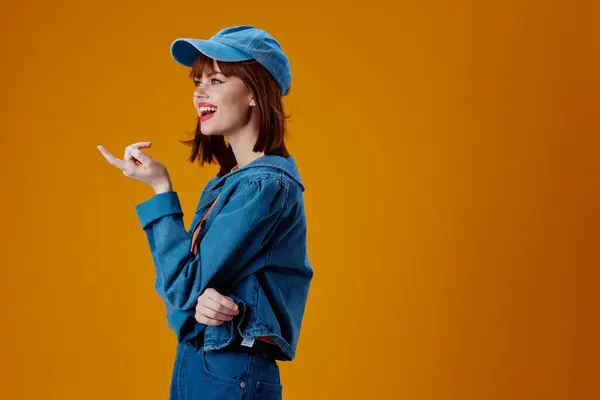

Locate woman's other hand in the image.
[195,288,240,326]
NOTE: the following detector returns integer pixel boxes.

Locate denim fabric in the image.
[170,341,282,400]
[136,155,313,361]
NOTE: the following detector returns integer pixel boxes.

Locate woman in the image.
[97,25,313,399]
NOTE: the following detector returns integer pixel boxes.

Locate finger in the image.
[200,306,234,321]
[124,142,152,162]
[195,314,224,326]
[202,302,236,320]
[205,297,239,316]
[135,141,152,148]
[97,145,127,170]
[207,291,239,312]
[130,147,152,165]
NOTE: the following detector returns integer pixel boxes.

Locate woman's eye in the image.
[194,78,223,87]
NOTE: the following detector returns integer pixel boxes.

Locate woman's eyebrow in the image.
[193,71,223,80]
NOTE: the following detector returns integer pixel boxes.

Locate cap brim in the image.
[170,39,252,66]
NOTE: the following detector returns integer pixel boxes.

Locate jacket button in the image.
[240,381,246,389]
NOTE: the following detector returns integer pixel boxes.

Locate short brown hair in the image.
[180,53,290,176]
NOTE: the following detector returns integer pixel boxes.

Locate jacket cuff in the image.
[135,191,183,230]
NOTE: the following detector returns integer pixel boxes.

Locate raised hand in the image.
[97,142,172,193]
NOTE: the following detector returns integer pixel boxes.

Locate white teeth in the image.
[199,106,217,112]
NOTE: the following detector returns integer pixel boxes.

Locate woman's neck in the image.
[225,125,265,168]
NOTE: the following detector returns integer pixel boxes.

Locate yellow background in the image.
[0,0,596,399]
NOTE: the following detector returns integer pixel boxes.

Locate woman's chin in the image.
[200,126,220,136]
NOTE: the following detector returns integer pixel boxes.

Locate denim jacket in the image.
[135,155,313,361]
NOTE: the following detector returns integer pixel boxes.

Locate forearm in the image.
[137,191,204,311]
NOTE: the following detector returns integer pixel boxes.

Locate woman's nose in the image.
[194,88,207,98]
[194,83,209,97]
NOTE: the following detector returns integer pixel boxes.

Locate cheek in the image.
[219,83,250,108]
[225,104,251,124]
[215,104,237,121]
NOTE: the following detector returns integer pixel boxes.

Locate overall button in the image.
[240,382,246,389]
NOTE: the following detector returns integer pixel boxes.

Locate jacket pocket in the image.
[254,381,283,400]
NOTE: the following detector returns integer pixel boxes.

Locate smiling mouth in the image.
[199,107,217,122]
[199,106,217,114]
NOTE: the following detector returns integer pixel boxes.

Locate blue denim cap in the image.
[170,25,291,96]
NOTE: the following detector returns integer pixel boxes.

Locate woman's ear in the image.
[249,98,256,107]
